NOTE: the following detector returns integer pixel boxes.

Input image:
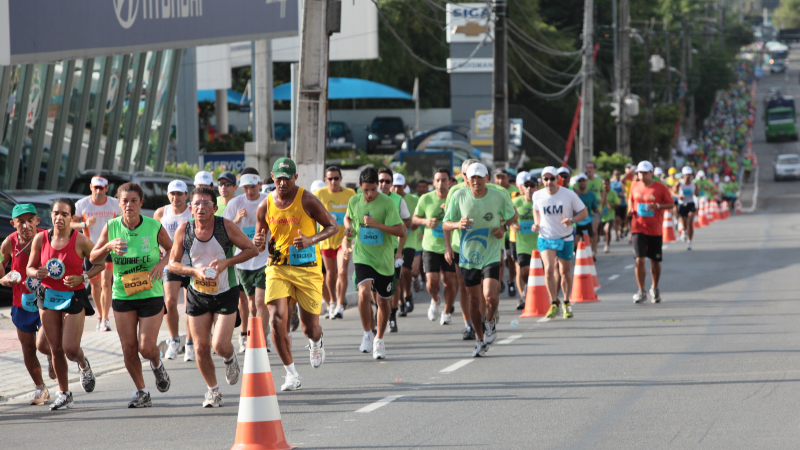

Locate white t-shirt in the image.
[75,196,123,243]
[222,193,270,271]
[531,187,586,241]
[399,198,410,219]
[160,204,192,266]
[677,180,696,205]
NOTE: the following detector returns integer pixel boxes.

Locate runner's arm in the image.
[573,207,589,224]
[395,225,407,259]
[302,190,340,246]
[0,238,11,282]
[89,224,112,264]
[168,223,200,278]
[254,198,269,251]
[25,234,46,279]
[221,219,259,268]
[371,221,405,238]
[153,206,165,222]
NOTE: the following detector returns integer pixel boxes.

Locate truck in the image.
[765,95,799,142]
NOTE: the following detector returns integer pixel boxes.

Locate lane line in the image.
[497,335,522,344]
[625,264,634,270]
[608,274,620,281]
[537,317,551,323]
[355,396,404,413]
[440,359,474,373]
[663,245,670,250]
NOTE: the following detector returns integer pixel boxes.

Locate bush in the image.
[202,131,253,153]
[593,152,632,178]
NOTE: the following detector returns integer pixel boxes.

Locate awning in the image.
[273,77,413,101]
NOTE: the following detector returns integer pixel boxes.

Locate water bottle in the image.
[510,319,519,328]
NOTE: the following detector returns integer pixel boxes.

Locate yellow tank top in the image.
[314,186,356,250]
[266,187,321,267]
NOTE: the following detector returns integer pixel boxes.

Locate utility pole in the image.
[612,0,619,97]
[617,0,630,157]
[644,20,654,160]
[251,39,275,177]
[578,0,594,169]
[680,20,687,138]
[492,0,509,167]
[664,20,672,104]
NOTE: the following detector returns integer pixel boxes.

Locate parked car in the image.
[365,117,407,154]
[327,121,356,152]
[774,153,800,181]
[69,170,194,216]
[424,140,495,172]
[0,142,69,190]
[390,148,467,178]
[6,190,85,228]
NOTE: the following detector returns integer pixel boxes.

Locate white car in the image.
[774,154,800,181]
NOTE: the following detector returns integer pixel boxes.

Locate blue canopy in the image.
[198,89,249,104]
[273,77,413,101]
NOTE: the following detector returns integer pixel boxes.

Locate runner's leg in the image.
[298,306,322,342]
[427,272,441,304]
[164,281,181,339]
[516,263,529,304]
[557,258,573,302]
[456,268,471,323]
[41,311,69,392]
[238,290,249,335]
[17,329,44,386]
[465,285,483,340]
[267,297,293,365]
[187,313,217,387]
[101,268,113,324]
[442,271,457,313]
[137,311,165,375]
[211,313,238,361]
[255,287,270,340]
[116,310,147,390]
[61,311,87,368]
[336,250,349,308]
[541,249,560,304]
[89,277,102,326]
[482,277,500,323]
[635,257,647,290]
[650,259,662,289]
[322,254,337,310]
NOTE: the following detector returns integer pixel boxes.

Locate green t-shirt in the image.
[586,177,603,200]
[108,215,164,300]
[444,187,515,270]
[387,192,403,249]
[506,184,520,195]
[512,196,538,256]
[402,194,422,252]
[601,189,620,222]
[415,191,448,254]
[346,193,402,277]
[215,196,229,217]
[445,181,512,254]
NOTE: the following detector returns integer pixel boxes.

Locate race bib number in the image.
[682,188,693,198]
[43,289,74,310]
[289,244,317,266]
[520,220,536,235]
[432,223,444,238]
[359,227,383,245]
[243,226,256,240]
[21,292,38,312]
[637,203,654,217]
[121,271,153,296]
[331,211,345,226]
[194,277,219,294]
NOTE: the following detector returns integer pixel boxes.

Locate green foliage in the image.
[774,0,800,29]
[327,150,393,168]
[202,131,253,153]
[593,152,633,177]
[523,157,548,170]
[165,162,239,180]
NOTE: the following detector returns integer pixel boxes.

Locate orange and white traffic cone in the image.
[693,208,703,229]
[662,211,677,243]
[706,200,716,224]
[712,200,722,221]
[581,233,601,289]
[735,199,743,214]
[570,240,600,303]
[721,201,730,219]
[231,317,296,450]
[698,200,710,227]
[520,250,550,318]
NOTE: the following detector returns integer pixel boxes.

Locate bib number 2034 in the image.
[121,271,153,296]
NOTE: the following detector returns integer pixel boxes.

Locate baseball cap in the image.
[696,170,705,179]
[310,180,326,192]
[167,180,188,193]
[507,168,517,177]
[557,167,570,176]
[541,166,558,177]
[516,171,532,185]
[272,157,296,179]
[12,203,37,218]
[574,173,588,182]
[466,163,489,178]
[681,166,693,175]
[194,171,213,186]
[654,167,663,176]
[218,172,237,184]
[724,175,731,182]
[668,167,677,175]
[240,174,262,186]
[90,176,108,187]
[625,163,634,169]
[392,173,406,186]
[636,161,654,173]
[493,168,508,176]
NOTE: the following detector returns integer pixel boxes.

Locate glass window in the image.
[18,64,48,189]
[145,50,176,170]
[0,66,23,188]
[130,52,155,170]
[40,62,69,190]
[99,55,124,169]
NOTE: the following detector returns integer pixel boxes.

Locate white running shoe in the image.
[164,338,180,360]
[224,353,240,385]
[440,312,451,325]
[427,300,440,321]
[30,387,50,405]
[687,241,692,251]
[308,333,325,368]
[203,388,223,407]
[281,372,302,391]
[359,331,374,353]
[373,338,386,360]
[472,340,487,357]
[238,335,247,354]
[484,320,497,345]
[184,343,196,362]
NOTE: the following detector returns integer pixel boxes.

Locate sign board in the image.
[200,152,246,173]
[471,110,493,146]
[447,58,493,73]
[446,3,492,43]
[509,118,522,147]
[0,0,299,65]
[398,151,453,187]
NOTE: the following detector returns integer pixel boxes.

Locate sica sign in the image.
[446,3,492,44]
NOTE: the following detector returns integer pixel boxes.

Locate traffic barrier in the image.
[662,210,677,243]
[698,199,710,227]
[706,200,716,224]
[231,317,296,450]
[570,240,599,303]
[520,250,550,318]
[735,199,743,214]
[712,200,722,221]
[721,201,730,219]
[581,233,601,289]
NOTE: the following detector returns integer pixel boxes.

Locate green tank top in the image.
[108,215,165,300]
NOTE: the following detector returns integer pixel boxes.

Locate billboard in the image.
[446,3,492,44]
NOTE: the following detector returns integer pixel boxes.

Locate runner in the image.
[194,171,214,189]
[314,166,356,320]
[375,169,411,332]
[511,173,539,310]
[572,174,598,252]
[444,163,517,357]
[215,171,238,217]
[610,169,628,241]
[27,198,104,410]
[0,204,53,405]
[169,186,257,406]
[530,167,587,320]
[153,180,192,361]
[72,176,122,332]
[627,161,674,303]
[584,162,604,255]
[254,157,338,390]
[600,178,620,253]
[222,168,270,352]
[413,168,456,325]
[493,168,517,298]
[90,183,173,408]
[390,173,420,322]
[672,166,698,250]
[415,180,430,196]
[557,167,571,187]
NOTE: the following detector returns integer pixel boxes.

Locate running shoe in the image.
[499,281,506,294]
[373,338,386,360]
[687,241,692,251]
[563,303,574,319]
[49,391,73,410]
[203,388,224,407]
[427,300,440,321]
[604,245,609,253]
[281,372,302,391]
[47,354,56,380]
[462,326,476,340]
[104,319,112,331]
[472,340,486,357]
[333,306,344,320]
[184,343,196,362]
[79,358,96,393]
[495,309,500,324]
[359,331,374,353]
[405,296,414,313]
[633,289,648,303]
[291,305,300,332]
[440,312,451,325]
[389,319,398,333]
[308,333,325,368]
[484,320,497,345]
[508,282,516,297]
[412,276,421,293]
[398,299,407,317]
[128,389,152,408]
[152,362,171,392]
[95,318,102,332]
[545,304,559,319]
[225,353,240,385]
[30,386,50,405]
[238,335,247,354]
[164,338,181,360]
[650,287,662,303]
[516,299,525,310]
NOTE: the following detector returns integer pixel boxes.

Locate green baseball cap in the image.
[272,157,297,179]
[12,203,38,218]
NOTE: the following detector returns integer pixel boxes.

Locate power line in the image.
[508,63,583,99]
[508,39,573,88]
[508,37,582,79]
[507,20,584,57]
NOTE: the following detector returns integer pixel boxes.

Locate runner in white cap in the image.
[72,176,122,332]
[672,166,698,250]
[390,172,421,326]
[194,171,214,189]
[557,167,571,187]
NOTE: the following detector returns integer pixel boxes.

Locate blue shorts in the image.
[415,251,422,257]
[537,237,575,261]
[11,306,41,333]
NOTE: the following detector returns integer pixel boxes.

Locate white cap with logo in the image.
[466,163,489,178]
[194,171,214,186]
[90,176,108,187]
[654,167,663,176]
[636,161,654,173]
[557,167,570,175]
[240,174,262,186]
[310,180,326,192]
[167,180,188,193]
[541,166,558,177]
[681,166,693,175]
[516,171,532,185]
[574,173,588,182]
[392,173,406,186]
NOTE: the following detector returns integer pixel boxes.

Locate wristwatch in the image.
[83,274,89,283]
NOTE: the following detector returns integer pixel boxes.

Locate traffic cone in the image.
[721,201,730,219]
[662,211,677,243]
[735,199,743,214]
[706,200,716,224]
[693,209,703,229]
[231,317,296,450]
[581,233,601,289]
[698,200,710,227]
[712,200,722,221]
[570,240,599,303]
[520,251,550,318]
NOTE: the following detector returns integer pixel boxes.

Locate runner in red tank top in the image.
[26,198,104,411]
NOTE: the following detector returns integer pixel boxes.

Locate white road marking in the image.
[663,245,669,250]
[355,396,404,413]
[537,317,551,323]
[625,264,634,270]
[608,274,620,281]
[440,359,474,373]
[497,335,522,344]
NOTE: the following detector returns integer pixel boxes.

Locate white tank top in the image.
[677,180,696,205]
[184,218,237,295]
[161,205,193,265]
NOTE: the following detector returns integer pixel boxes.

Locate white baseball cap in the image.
[466,163,488,178]
[404,185,411,194]
[516,171,532,185]
[392,173,406,186]
[240,174,262,186]
[574,173,588,182]
[724,175,731,182]
[167,180,188,193]
[636,161,654,173]
[654,167,663,176]
[310,180,326,192]
[681,166,693,175]
[194,171,214,186]
[557,167,571,175]
[541,166,558,177]
[90,176,109,188]
[696,170,705,179]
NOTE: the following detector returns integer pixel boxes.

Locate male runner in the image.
[344,167,404,359]
[314,166,356,320]
[557,167,571,187]
[672,166,698,250]
[413,168,455,324]
[254,158,339,390]
[169,186,257,406]
[194,171,214,189]
[584,162,604,254]
[415,180,430,196]
[444,163,517,357]
[390,173,421,320]
[493,168,516,297]
[73,176,122,332]
[600,178,620,253]
[0,204,53,405]
[511,173,539,310]
[610,169,628,240]
[628,161,674,303]
[531,167,587,320]
[376,169,411,332]
[215,171,238,217]
[572,174,598,252]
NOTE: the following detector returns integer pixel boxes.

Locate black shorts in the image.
[112,296,166,318]
[82,255,111,272]
[678,203,696,217]
[576,223,593,238]
[460,262,501,288]
[615,206,627,218]
[422,250,456,273]
[508,241,517,260]
[632,233,663,262]
[36,286,95,316]
[355,263,394,299]
[186,286,240,316]
[401,247,415,270]
[504,235,510,250]
[164,270,190,288]
[517,252,532,267]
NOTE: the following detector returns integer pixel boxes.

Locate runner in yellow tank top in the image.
[254,158,339,392]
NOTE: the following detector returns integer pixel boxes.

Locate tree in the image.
[774,0,800,29]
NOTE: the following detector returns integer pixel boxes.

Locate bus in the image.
[765,41,789,73]
[765,96,798,142]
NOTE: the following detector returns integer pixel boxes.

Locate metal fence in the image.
[509,104,574,169]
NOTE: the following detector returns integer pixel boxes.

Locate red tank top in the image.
[39,230,83,291]
[8,230,44,307]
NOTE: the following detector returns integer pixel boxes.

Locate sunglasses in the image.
[542,177,556,181]
[218,182,234,187]
[92,186,105,190]
[523,183,536,188]
[327,177,340,181]
[378,179,392,184]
